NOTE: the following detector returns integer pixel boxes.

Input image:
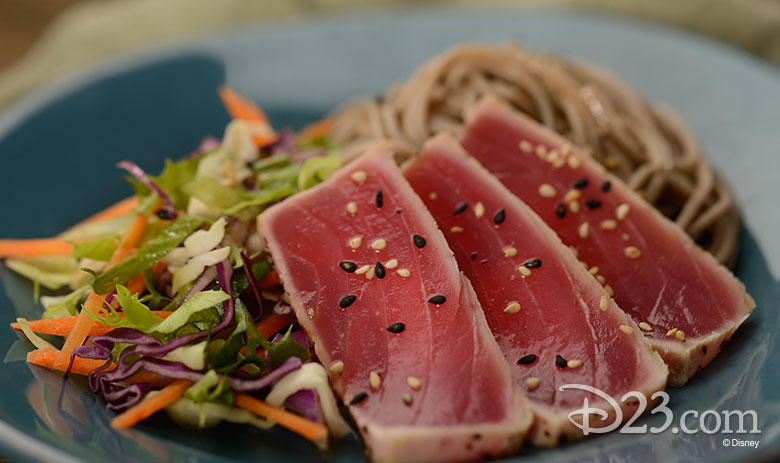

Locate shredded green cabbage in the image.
[298,155,342,191]
[91,215,204,294]
[71,236,120,262]
[152,290,230,334]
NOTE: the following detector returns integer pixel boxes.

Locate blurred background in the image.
[1,0,780,113]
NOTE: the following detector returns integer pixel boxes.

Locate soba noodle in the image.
[327,44,739,267]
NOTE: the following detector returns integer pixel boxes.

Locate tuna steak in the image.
[258,145,531,463]
[404,134,668,445]
[460,99,755,386]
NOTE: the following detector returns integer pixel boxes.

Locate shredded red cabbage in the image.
[239,250,264,319]
[117,160,177,219]
[284,389,320,423]
[183,265,217,302]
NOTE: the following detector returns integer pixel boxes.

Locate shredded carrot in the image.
[0,239,75,258]
[217,85,269,123]
[235,393,328,446]
[12,311,172,337]
[55,214,149,369]
[300,119,333,140]
[26,349,170,387]
[79,196,139,225]
[256,313,294,340]
[111,379,193,429]
[258,269,280,289]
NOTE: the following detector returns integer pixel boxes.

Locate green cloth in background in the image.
[0,0,778,113]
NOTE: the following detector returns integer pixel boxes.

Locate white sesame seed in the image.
[675,330,686,342]
[370,371,381,390]
[567,359,583,369]
[589,266,599,276]
[450,226,464,234]
[624,246,642,259]
[349,236,363,249]
[262,291,280,302]
[428,192,438,200]
[366,267,376,280]
[599,295,609,311]
[474,201,485,218]
[639,322,653,332]
[503,246,518,257]
[350,171,367,184]
[538,183,556,198]
[619,325,634,335]
[370,239,387,250]
[601,219,617,230]
[519,140,534,153]
[525,377,540,390]
[578,222,590,239]
[666,328,678,337]
[355,265,370,275]
[560,143,573,156]
[569,246,579,258]
[407,377,421,390]
[604,284,614,297]
[564,190,582,203]
[568,201,580,214]
[384,259,398,269]
[307,309,315,318]
[402,392,413,405]
[504,302,522,314]
[567,154,582,169]
[535,144,548,157]
[397,269,411,278]
[596,275,606,285]
[329,360,345,373]
[616,203,630,220]
[517,266,532,277]
[346,202,358,215]
[546,149,561,164]
[622,233,630,241]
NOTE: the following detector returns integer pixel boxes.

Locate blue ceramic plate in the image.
[1,9,778,463]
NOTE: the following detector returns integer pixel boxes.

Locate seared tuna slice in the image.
[404,134,668,445]
[460,99,755,386]
[259,145,531,463]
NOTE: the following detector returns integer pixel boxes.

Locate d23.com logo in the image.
[560,384,761,437]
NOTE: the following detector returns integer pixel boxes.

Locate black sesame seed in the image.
[387,322,405,333]
[470,252,478,261]
[585,199,602,209]
[428,295,446,305]
[349,392,368,405]
[156,209,172,220]
[413,234,426,249]
[555,203,566,218]
[375,190,383,208]
[493,209,506,225]
[339,295,357,308]
[454,202,468,215]
[573,178,588,189]
[480,259,488,265]
[523,258,542,269]
[601,181,612,192]
[517,354,537,365]
[375,262,386,279]
[555,354,567,368]
[395,208,402,214]
[339,261,357,273]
